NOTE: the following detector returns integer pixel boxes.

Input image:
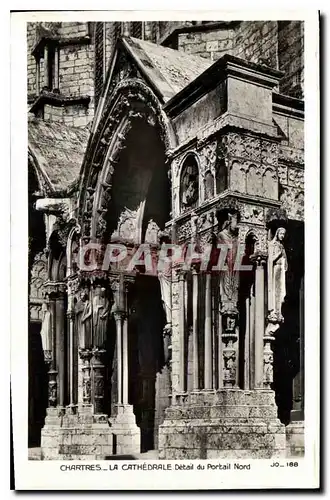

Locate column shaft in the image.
[254,263,265,389]
[192,270,199,390]
[178,271,186,392]
[122,315,128,405]
[115,316,123,404]
[56,295,66,406]
[35,57,40,94]
[204,273,212,389]
[43,45,49,88]
[54,47,59,89]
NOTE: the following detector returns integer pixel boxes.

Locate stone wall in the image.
[27,22,37,97]
[278,21,304,98]
[234,21,279,68]
[27,22,94,126]
[178,27,235,60]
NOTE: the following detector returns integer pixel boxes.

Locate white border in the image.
[10,8,319,491]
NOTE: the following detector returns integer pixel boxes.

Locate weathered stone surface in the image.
[286,421,305,457]
[159,390,286,460]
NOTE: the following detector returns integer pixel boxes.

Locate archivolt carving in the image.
[30,251,48,301]
[78,79,175,240]
[111,208,140,243]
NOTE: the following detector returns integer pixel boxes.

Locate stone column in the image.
[291,276,304,421]
[54,46,59,90]
[55,287,66,407]
[35,56,40,95]
[43,45,49,89]
[192,267,199,390]
[178,269,186,392]
[204,272,213,389]
[67,308,75,406]
[48,292,57,407]
[122,313,129,405]
[251,253,267,389]
[113,311,123,405]
[109,273,140,455]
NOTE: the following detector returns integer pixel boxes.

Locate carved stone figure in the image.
[218,213,239,307]
[75,290,92,348]
[40,295,52,359]
[92,287,110,347]
[204,171,215,200]
[145,219,160,245]
[267,227,288,320]
[158,262,172,330]
[181,160,199,210]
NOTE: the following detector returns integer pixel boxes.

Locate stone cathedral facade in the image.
[28,21,304,459]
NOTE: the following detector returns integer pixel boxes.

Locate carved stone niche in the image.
[180,153,199,213]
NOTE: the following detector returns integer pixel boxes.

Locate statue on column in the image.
[218,212,239,309]
[75,289,92,348]
[267,227,288,321]
[92,287,110,347]
[40,294,52,362]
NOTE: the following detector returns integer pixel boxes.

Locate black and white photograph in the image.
[10,9,319,490]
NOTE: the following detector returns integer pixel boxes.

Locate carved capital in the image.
[44,281,66,298]
[250,251,267,266]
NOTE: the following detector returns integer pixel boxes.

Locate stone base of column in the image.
[109,404,141,456]
[40,405,113,460]
[285,421,305,457]
[159,390,285,459]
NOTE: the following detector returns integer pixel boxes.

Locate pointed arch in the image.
[77,79,177,241]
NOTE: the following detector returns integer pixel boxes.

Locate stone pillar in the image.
[291,276,304,420]
[54,46,59,90]
[109,273,140,455]
[55,288,66,407]
[286,276,305,457]
[46,287,58,407]
[192,267,199,390]
[35,56,40,95]
[122,314,129,405]
[204,272,212,389]
[113,311,123,405]
[67,308,75,405]
[43,45,49,89]
[178,269,186,392]
[251,253,267,389]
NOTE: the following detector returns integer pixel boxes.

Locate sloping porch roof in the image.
[28,117,90,194]
[121,36,213,102]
